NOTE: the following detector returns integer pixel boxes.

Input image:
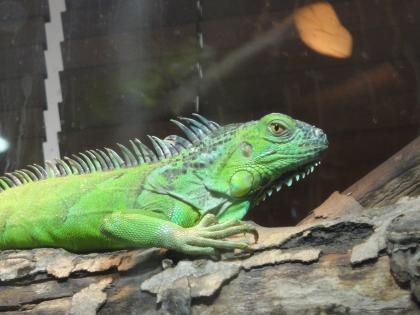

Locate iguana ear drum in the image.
[240,141,253,158]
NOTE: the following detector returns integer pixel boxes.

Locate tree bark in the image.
[300,135,420,224]
[1,139,420,315]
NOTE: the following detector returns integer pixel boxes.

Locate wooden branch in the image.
[1,197,419,314]
[300,135,420,225]
[344,136,420,208]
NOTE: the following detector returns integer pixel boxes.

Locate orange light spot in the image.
[294,2,353,59]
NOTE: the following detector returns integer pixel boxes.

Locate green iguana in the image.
[0,113,327,255]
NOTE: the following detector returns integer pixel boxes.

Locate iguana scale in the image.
[0,113,328,255]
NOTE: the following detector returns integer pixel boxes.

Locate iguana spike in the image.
[0,113,224,192]
[129,140,145,164]
[147,136,165,160]
[12,172,27,183]
[170,119,200,144]
[5,173,22,186]
[191,113,219,131]
[150,136,172,158]
[0,178,7,190]
[180,117,211,134]
[210,121,221,128]
[87,150,109,171]
[96,150,113,170]
[21,169,38,181]
[108,148,125,168]
[163,140,179,155]
[15,171,32,183]
[105,148,124,169]
[55,159,72,175]
[134,139,157,163]
[117,143,137,167]
[55,164,65,176]
[79,151,97,173]
[65,157,83,175]
[0,177,14,189]
[179,117,207,139]
[34,164,48,179]
[45,160,59,177]
[164,135,192,150]
[84,151,101,172]
[51,159,67,177]
[28,165,45,179]
[72,154,90,173]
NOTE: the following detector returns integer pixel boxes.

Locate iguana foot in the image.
[174,214,258,256]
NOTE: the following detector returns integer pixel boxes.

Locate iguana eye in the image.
[269,122,286,135]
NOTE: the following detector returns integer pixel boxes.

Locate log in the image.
[301,136,420,224]
[344,136,420,208]
[0,196,419,314]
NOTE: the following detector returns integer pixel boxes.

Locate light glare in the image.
[0,136,9,153]
[294,2,353,59]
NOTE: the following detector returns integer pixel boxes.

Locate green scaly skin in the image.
[0,113,328,255]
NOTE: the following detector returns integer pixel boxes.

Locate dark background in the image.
[0,0,418,226]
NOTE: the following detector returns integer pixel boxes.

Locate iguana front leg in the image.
[101,212,257,256]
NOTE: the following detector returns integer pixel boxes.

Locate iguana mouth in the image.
[255,159,322,205]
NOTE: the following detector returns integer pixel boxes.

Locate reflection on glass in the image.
[294,2,353,58]
[0,136,9,153]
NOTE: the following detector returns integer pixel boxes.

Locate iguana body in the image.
[0,113,327,255]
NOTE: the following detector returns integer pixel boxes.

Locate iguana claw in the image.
[174,214,258,256]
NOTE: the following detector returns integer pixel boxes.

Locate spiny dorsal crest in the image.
[0,114,220,192]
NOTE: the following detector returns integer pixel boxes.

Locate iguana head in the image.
[210,113,328,206]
